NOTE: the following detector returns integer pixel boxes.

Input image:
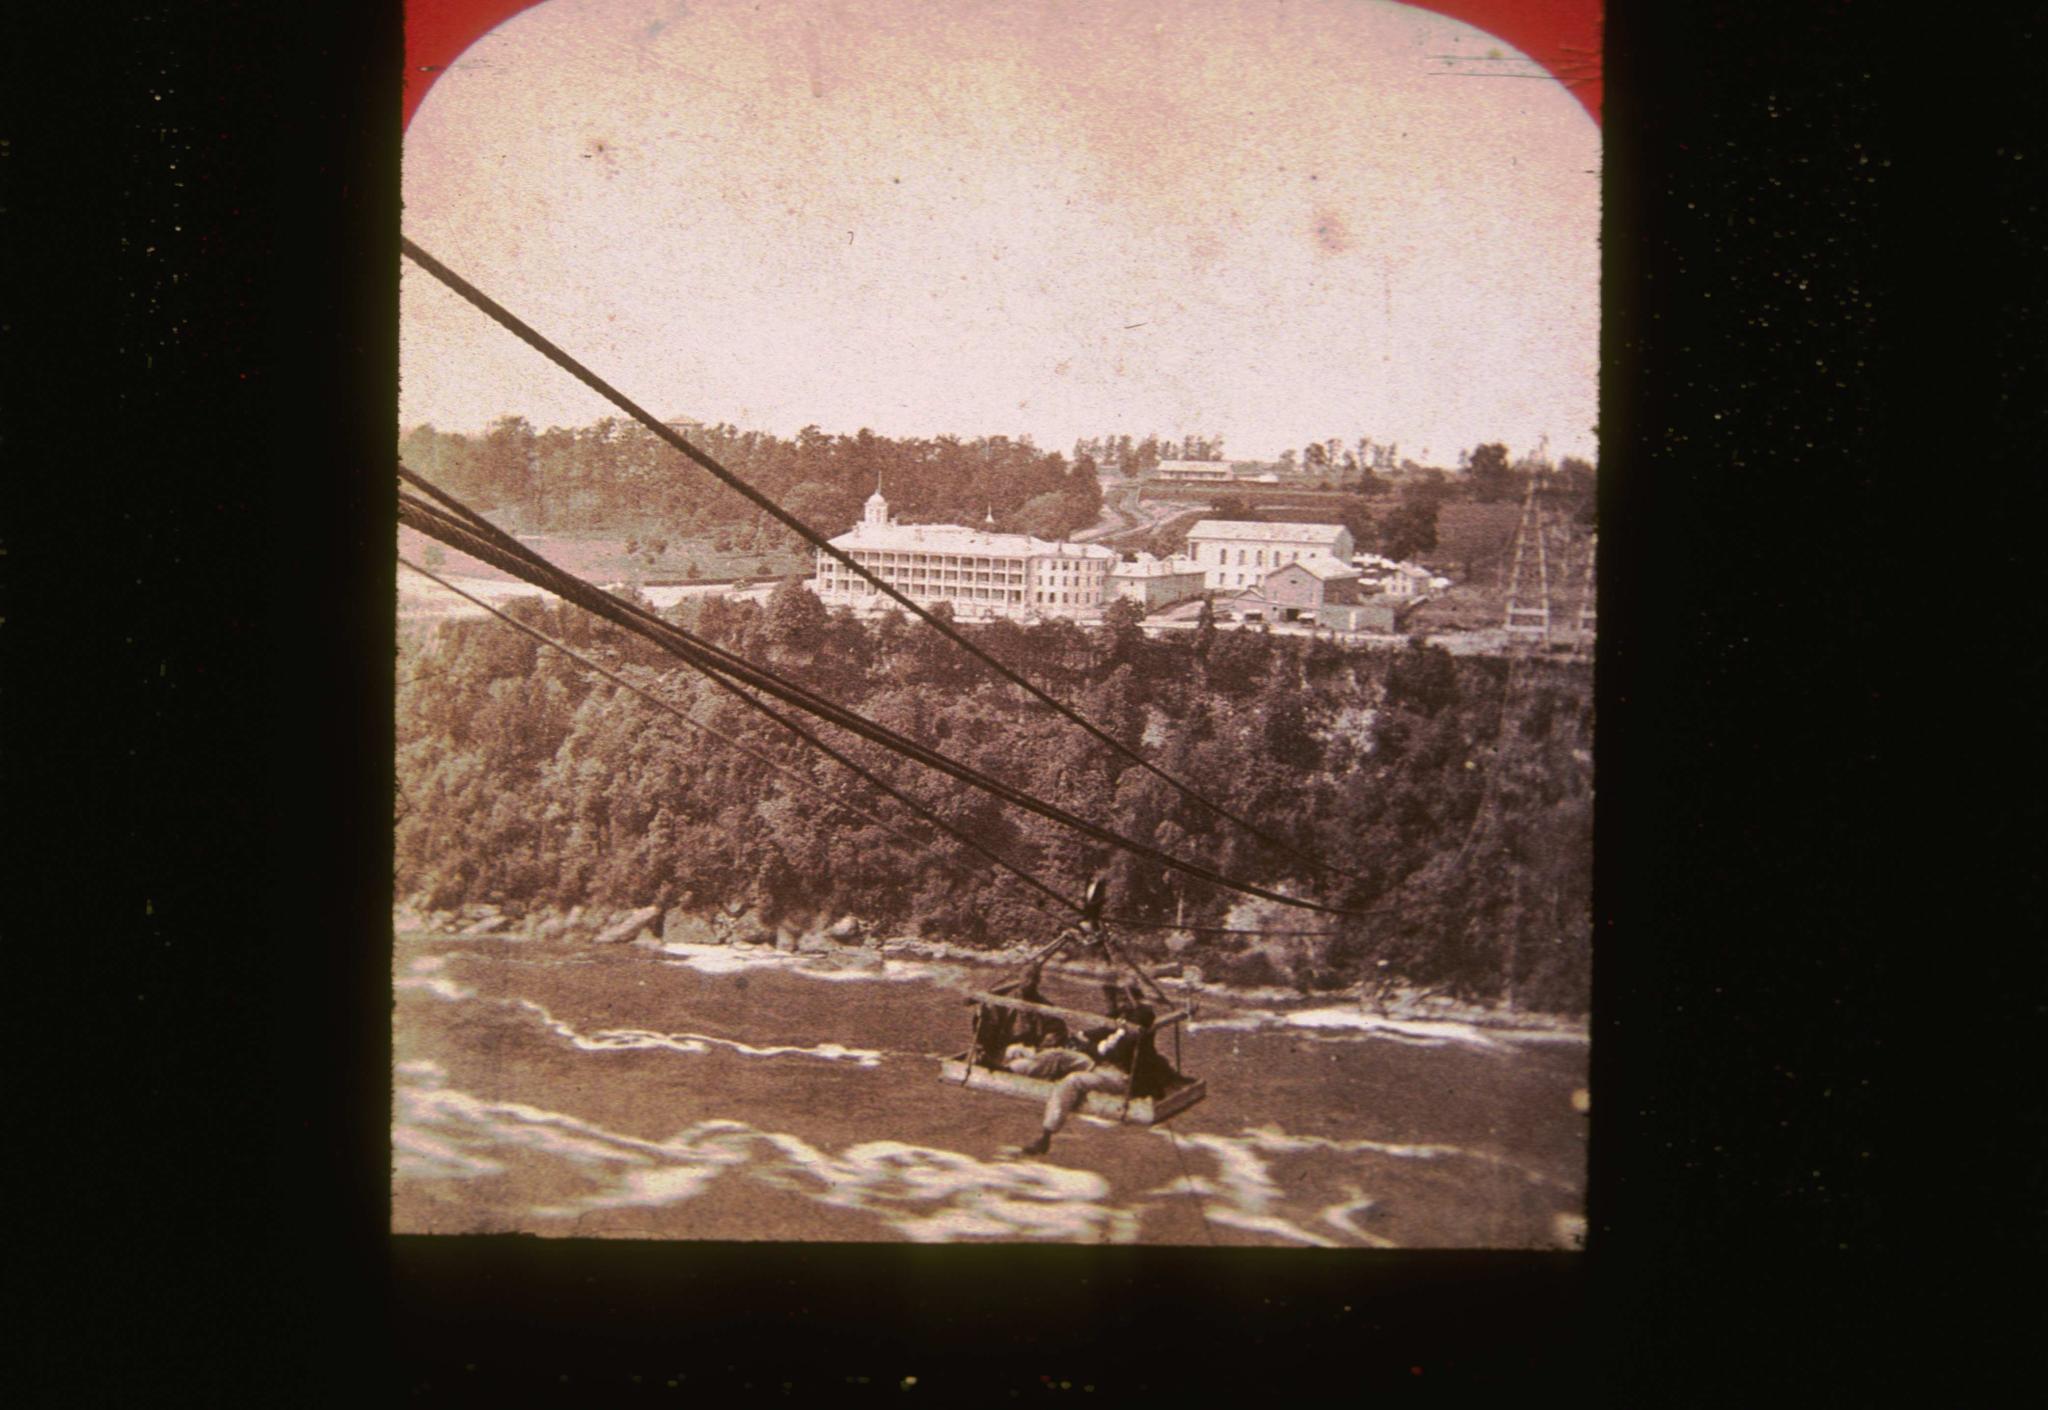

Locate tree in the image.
[1467,442,1514,503]
[1103,597,1149,671]
[765,578,829,657]
[1262,690,1322,771]
[1062,462,1104,528]
[1085,664,1145,754]
[1558,456,1597,528]
[783,479,859,537]
[1379,500,1439,562]
[477,416,537,518]
[906,599,970,685]
[1207,627,1272,696]
[1331,496,1376,553]
[1014,490,1076,538]
[1383,638,1459,717]
[399,423,446,476]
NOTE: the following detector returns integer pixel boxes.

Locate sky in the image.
[399,0,1600,464]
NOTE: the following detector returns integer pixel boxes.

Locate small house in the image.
[1260,558,1367,623]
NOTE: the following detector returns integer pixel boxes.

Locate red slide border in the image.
[402,1,1602,131]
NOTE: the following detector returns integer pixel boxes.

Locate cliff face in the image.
[396,599,1592,1014]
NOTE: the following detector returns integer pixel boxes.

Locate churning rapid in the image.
[393,928,1588,1247]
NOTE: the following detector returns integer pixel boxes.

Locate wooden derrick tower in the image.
[1502,463,1597,659]
[1501,475,1553,651]
[1571,531,1597,660]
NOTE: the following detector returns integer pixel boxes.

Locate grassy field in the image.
[397,525,809,585]
[1106,505,1210,554]
[1135,483,1371,511]
[1430,502,1524,576]
[1409,582,1510,633]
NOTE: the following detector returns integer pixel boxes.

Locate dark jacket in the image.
[1011,982,1068,1049]
[1087,1016,1174,1099]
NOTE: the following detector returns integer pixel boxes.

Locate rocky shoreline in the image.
[393,900,1587,1038]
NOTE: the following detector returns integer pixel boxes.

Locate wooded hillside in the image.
[396,590,1593,1013]
[399,420,1104,547]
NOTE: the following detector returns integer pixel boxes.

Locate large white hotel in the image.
[812,488,1117,621]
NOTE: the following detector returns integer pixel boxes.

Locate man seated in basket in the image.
[1020,1002,1160,1157]
[970,958,1070,1068]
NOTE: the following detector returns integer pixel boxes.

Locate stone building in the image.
[1184,520,1357,590]
[1260,559,1367,622]
[1107,553,1209,611]
[1152,460,1235,482]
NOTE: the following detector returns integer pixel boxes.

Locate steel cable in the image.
[399,236,1379,890]
[398,485,1379,920]
[401,555,928,845]
[400,531,1081,918]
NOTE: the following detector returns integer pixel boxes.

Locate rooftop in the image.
[1187,520,1351,544]
[828,521,1116,559]
[1110,555,1206,578]
[1269,557,1363,581]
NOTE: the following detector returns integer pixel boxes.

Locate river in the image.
[393,928,1588,1247]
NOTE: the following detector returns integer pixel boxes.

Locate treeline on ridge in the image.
[399,419,1106,547]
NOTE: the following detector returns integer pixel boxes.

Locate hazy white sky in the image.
[400,0,1599,463]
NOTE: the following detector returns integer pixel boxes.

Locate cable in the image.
[1088,661,1540,941]
[401,555,920,845]
[397,493,1080,917]
[1164,1127,1219,1246]
[1098,928,1174,1008]
[399,536,1082,920]
[1439,650,1527,882]
[1104,915,1389,936]
[401,493,1342,916]
[400,486,1491,943]
[398,484,1381,920]
[400,470,1507,935]
[399,479,1418,932]
[399,236,1376,889]
[397,497,1407,931]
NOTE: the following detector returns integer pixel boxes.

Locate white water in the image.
[392,937,1588,1246]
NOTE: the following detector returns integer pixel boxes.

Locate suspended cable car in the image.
[941,880,1206,1140]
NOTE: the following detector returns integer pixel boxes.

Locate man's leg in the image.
[1020,1049,1094,1079]
[1023,1069,1128,1155]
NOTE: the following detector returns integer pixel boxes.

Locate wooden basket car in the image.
[940,988,1206,1127]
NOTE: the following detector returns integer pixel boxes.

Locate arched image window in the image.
[396,0,1602,1252]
